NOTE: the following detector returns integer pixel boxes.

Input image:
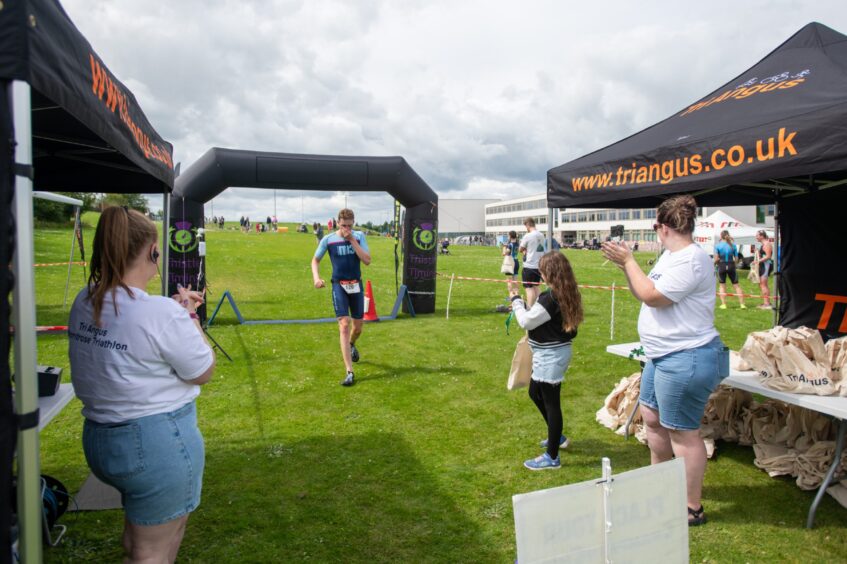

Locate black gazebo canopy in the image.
[548,22,847,337]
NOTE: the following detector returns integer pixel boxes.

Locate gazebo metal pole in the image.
[12,80,43,564]
[63,206,81,308]
[162,192,170,296]
[547,207,555,251]
[773,198,780,326]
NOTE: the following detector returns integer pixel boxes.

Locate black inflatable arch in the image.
[169,147,439,314]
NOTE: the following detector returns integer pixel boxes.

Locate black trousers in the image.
[529,379,563,459]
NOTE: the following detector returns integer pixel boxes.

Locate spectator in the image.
[601,195,726,527]
[509,252,583,470]
[755,230,774,309]
[519,218,546,307]
[714,230,746,309]
[69,207,215,562]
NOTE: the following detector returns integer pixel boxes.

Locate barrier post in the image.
[610,282,616,341]
[446,273,455,319]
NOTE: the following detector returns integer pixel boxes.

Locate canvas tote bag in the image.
[508,334,532,390]
[501,254,516,275]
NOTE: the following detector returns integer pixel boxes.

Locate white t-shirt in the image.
[69,286,214,423]
[637,244,719,359]
[520,230,546,269]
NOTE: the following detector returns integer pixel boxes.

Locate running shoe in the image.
[740,304,747,309]
[351,343,360,363]
[341,371,355,387]
[718,304,727,310]
[540,435,570,450]
[524,452,561,471]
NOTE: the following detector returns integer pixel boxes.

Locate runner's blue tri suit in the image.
[314,231,369,319]
[714,240,738,284]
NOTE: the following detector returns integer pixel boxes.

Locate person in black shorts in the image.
[519,218,546,306]
[713,230,745,309]
[755,230,774,309]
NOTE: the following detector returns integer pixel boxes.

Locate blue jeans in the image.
[83,400,204,525]
[639,337,726,431]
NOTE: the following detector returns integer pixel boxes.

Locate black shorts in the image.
[759,260,773,278]
[522,267,541,289]
[717,262,738,284]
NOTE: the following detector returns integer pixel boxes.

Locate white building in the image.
[438,198,499,238]
[484,194,558,236]
[484,192,776,247]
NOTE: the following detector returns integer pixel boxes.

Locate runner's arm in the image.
[349,237,371,265]
[311,257,325,288]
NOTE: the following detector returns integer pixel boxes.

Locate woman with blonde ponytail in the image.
[69,206,215,563]
[509,251,583,470]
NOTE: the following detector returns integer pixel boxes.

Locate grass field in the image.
[30,221,847,562]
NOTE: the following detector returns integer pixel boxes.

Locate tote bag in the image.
[508,334,532,390]
[501,254,516,275]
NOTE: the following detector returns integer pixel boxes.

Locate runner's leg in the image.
[351,318,363,345]
[338,317,353,372]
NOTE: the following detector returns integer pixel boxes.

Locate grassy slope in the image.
[31,225,846,562]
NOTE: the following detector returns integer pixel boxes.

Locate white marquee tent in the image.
[693,210,771,256]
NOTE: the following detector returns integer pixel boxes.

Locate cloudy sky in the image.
[63,0,847,224]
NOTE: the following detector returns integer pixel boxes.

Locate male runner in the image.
[312,209,371,386]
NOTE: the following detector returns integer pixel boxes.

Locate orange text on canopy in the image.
[570,127,798,193]
[89,54,173,170]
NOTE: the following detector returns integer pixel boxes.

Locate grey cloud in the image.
[68,0,847,224]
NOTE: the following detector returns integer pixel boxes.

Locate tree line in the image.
[34,193,149,223]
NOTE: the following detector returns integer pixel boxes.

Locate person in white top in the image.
[601,195,727,527]
[69,206,215,563]
[519,217,547,307]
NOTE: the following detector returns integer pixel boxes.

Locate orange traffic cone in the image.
[363,280,379,321]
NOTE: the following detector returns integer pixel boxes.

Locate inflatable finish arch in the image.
[169,148,439,315]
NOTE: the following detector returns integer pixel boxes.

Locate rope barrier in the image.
[436,272,781,300]
[34,261,87,267]
[717,291,781,300]
[436,272,543,285]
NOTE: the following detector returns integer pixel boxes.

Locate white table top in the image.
[37,383,75,431]
[607,342,847,420]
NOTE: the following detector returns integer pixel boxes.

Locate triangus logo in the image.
[680,69,810,117]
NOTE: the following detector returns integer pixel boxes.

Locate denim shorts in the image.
[529,343,573,384]
[331,280,364,319]
[639,337,726,431]
[82,400,205,526]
